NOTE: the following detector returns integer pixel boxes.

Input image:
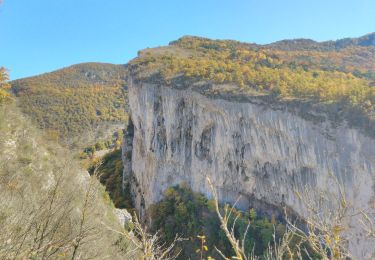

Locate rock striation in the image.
[123,77,375,258]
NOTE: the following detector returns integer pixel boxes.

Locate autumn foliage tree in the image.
[0,67,11,103]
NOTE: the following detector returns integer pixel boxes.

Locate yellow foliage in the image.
[0,67,12,104]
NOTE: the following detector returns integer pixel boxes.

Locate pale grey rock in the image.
[124,77,375,259]
[114,208,132,228]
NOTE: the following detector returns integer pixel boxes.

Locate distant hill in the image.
[267,32,375,51]
[11,63,128,148]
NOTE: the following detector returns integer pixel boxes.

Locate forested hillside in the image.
[10,63,128,148]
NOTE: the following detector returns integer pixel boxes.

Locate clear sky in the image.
[0,0,374,80]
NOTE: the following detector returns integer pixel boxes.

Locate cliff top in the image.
[128,34,375,137]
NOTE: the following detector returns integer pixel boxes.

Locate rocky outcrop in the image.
[123,77,375,258]
[114,208,132,229]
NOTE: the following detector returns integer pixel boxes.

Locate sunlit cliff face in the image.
[124,78,375,259]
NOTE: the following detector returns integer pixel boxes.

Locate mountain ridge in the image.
[171,32,375,51]
[267,32,375,51]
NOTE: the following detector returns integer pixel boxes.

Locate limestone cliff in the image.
[123,77,375,258]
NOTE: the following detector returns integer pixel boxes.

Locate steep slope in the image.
[10,63,128,148]
[124,34,375,258]
[0,103,136,259]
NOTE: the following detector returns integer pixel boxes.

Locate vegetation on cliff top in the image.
[129,35,375,135]
[10,63,129,147]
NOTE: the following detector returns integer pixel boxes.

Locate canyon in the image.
[4,32,374,258]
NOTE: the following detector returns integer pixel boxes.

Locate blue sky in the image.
[0,0,374,80]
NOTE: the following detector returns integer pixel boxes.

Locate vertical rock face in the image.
[124,78,375,258]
